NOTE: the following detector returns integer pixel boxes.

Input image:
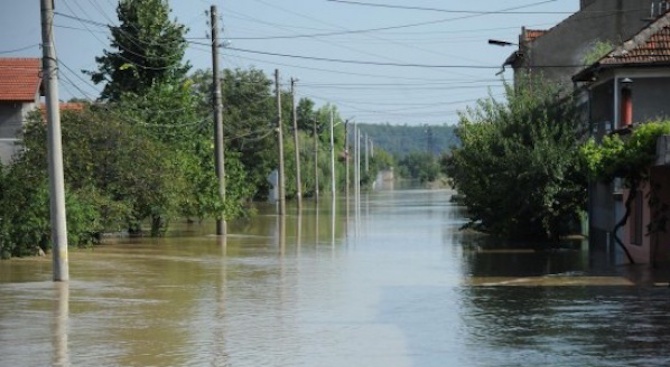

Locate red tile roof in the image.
[39,102,86,120]
[0,58,41,102]
[574,13,670,81]
[600,22,670,65]
[524,29,547,43]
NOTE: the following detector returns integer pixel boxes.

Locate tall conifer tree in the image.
[87,0,190,100]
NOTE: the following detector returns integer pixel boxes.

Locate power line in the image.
[0,44,40,54]
[219,45,594,69]
[209,0,560,40]
[325,0,640,15]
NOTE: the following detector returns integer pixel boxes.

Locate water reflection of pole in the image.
[315,201,320,247]
[278,214,286,257]
[296,208,302,258]
[331,195,336,255]
[52,282,69,367]
[215,234,229,366]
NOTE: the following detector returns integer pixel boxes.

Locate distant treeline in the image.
[356,123,459,157]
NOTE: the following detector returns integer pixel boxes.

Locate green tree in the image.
[445,79,587,241]
[87,0,190,101]
[398,152,440,183]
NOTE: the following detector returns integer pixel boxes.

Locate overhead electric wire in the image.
[212,0,560,40]
[217,45,595,69]
[0,44,40,54]
[325,0,643,15]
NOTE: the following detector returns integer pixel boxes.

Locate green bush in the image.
[446,78,587,241]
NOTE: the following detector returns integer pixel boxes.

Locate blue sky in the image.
[0,0,578,125]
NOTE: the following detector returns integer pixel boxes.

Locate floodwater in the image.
[2,188,670,367]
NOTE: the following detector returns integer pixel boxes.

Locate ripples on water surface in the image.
[1,189,670,366]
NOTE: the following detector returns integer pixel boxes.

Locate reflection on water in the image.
[1,189,670,366]
[52,283,68,367]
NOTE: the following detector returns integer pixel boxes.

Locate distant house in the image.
[0,58,42,165]
[573,11,670,265]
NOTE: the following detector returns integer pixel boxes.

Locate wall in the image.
[520,0,655,87]
[588,79,615,139]
[649,166,670,264]
[621,185,652,264]
[0,101,35,165]
[629,77,670,122]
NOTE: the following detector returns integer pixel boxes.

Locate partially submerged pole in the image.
[41,0,69,281]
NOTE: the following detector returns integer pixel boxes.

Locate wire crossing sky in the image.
[0,0,579,125]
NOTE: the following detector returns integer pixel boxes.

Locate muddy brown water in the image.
[1,189,670,366]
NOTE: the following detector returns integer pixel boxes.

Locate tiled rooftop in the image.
[600,23,670,65]
[0,58,41,102]
[574,12,670,81]
[524,29,547,43]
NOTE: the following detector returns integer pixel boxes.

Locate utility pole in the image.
[211,5,226,235]
[275,69,286,216]
[344,120,349,202]
[364,134,370,174]
[353,123,359,202]
[357,129,362,196]
[330,108,336,199]
[41,0,68,282]
[290,78,302,210]
[313,119,319,203]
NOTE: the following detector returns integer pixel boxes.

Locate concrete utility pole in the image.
[357,129,361,198]
[290,78,302,210]
[364,134,370,174]
[330,108,336,199]
[353,124,359,202]
[41,0,69,282]
[211,5,226,235]
[275,69,286,215]
[313,119,319,203]
[344,120,349,202]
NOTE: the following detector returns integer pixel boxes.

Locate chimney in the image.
[620,79,633,127]
[652,0,670,18]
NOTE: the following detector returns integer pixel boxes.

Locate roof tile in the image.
[0,58,41,102]
[524,29,548,43]
[601,13,670,65]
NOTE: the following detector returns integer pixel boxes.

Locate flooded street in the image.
[2,188,670,366]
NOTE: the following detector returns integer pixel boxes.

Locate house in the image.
[503,0,661,87]
[573,11,670,265]
[500,0,670,265]
[0,58,42,165]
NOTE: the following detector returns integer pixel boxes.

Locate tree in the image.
[398,152,440,183]
[86,0,190,101]
[297,97,317,131]
[445,79,587,241]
